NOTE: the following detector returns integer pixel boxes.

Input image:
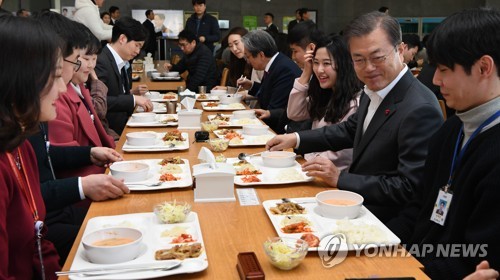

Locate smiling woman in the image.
[0,14,65,280]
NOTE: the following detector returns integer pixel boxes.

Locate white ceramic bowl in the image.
[232,110,255,119]
[109,161,150,182]
[150,72,161,79]
[315,190,364,219]
[242,124,269,136]
[147,91,161,99]
[261,151,296,168]
[165,71,179,77]
[82,227,143,264]
[219,94,243,105]
[263,237,308,270]
[131,112,156,123]
[210,89,227,98]
[126,132,157,146]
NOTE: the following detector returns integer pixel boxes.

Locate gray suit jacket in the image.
[95,46,134,135]
[298,70,444,221]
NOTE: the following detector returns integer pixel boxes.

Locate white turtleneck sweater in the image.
[456,96,500,146]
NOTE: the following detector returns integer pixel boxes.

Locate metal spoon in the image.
[56,261,181,276]
[125,181,163,187]
[237,151,265,161]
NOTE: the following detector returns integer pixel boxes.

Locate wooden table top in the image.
[132,61,185,92]
[60,101,429,279]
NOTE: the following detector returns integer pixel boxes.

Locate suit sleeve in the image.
[266,69,298,110]
[337,103,443,205]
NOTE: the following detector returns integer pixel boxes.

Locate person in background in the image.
[287,35,361,171]
[108,5,120,25]
[100,11,111,25]
[143,9,163,57]
[164,29,217,92]
[264,12,279,37]
[386,7,500,278]
[237,30,301,134]
[401,33,421,68]
[288,20,318,69]
[185,0,220,54]
[266,11,443,222]
[287,8,302,32]
[74,0,113,41]
[0,14,64,279]
[16,8,30,17]
[95,16,152,135]
[223,27,252,87]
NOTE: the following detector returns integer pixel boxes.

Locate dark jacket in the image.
[171,43,217,92]
[185,12,221,53]
[297,70,444,222]
[142,19,162,56]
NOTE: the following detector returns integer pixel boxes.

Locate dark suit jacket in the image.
[287,20,299,32]
[142,19,162,56]
[249,53,301,133]
[95,45,135,135]
[298,70,444,222]
[185,12,221,53]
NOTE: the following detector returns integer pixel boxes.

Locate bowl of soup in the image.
[109,161,150,183]
[232,110,256,120]
[82,227,143,264]
[242,124,269,136]
[315,190,364,219]
[131,112,156,123]
[261,151,296,168]
[126,132,157,146]
[219,94,243,105]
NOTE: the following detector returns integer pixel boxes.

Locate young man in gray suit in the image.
[266,11,443,222]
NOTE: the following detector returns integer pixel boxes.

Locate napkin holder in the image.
[193,163,236,203]
[177,109,202,129]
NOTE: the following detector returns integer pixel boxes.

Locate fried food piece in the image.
[269,202,306,215]
[155,243,203,260]
[300,233,320,247]
[159,156,185,165]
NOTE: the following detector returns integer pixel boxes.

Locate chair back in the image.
[220,67,229,86]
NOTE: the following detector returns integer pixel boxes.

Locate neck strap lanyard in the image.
[447,110,500,188]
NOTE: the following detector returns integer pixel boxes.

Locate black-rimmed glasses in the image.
[352,45,398,68]
[64,58,82,72]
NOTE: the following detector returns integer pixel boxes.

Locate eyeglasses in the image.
[352,45,398,68]
[64,58,82,72]
[178,42,190,48]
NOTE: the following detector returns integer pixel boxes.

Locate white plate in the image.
[116,159,192,191]
[127,114,178,127]
[195,94,219,102]
[227,157,312,186]
[207,114,261,127]
[122,132,189,152]
[150,94,179,103]
[151,76,181,81]
[201,102,245,111]
[213,129,275,146]
[68,212,208,280]
[262,198,401,252]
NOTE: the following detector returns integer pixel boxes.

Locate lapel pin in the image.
[385,109,390,116]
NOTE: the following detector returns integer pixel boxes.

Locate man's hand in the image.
[199,36,206,43]
[131,84,148,95]
[464,261,499,280]
[266,134,297,151]
[90,147,123,167]
[301,156,340,187]
[81,174,130,201]
[236,76,253,90]
[254,109,270,120]
[135,95,153,112]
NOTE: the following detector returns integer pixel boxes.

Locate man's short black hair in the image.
[379,6,389,13]
[299,8,308,18]
[178,29,198,43]
[264,13,274,20]
[111,16,147,43]
[145,9,153,17]
[192,0,206,5]
[109,6,119,14]
[402,33,421,51]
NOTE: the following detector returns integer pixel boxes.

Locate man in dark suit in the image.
[108,6,120,25]
[237,30,301,134]
[185,0,220,53]
[95,17,152,135]
[287,9,302,32]
[266,11,443,222]
[142,9,163,57]
[264,12,279,37]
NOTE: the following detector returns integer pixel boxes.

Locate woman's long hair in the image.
[308,35,362,123]
[227,27,252,86]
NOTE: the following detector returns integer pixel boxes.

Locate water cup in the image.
[166,101,177,114]
[198,86,207,94]
[177,86,186,94]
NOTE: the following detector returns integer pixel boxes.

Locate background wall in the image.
[3,0,494,35]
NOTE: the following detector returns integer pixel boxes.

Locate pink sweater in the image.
[287,78,359,171]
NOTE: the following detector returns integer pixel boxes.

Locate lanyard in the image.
[7,148,39,222]
[447,110,500,187]
[39,124,56,180]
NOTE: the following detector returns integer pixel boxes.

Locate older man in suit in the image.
[237,30,301,134]
[266,11,443,222]
[95,17,152,135]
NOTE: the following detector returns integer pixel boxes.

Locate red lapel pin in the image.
[385,109,390,116]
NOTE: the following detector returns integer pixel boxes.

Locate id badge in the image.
[430,187,453,226]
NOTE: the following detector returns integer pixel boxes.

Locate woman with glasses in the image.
[287,35,362,170]
[0,15,65,279]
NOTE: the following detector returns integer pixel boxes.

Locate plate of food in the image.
[113,158,192,191]
[150,92,178,102]
[122,131,189,152]
[131,73,141,81]
[213,129,275,146]
[68,212,208,279]
[226,157,312,186]
[207,114,261,127]
[262,198,401,252]
[195,94,219,102]
[126,114,178,127]
[151,76,182,81]
[201,102,245,111]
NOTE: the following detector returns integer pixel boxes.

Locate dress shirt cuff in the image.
[78,177,85,200]
[132,95,136,106]
[294,132,300,149]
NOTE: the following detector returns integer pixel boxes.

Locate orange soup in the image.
[92,237,135,247]
[323,199,357,206]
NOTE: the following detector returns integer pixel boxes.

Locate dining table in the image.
[60,99,430,280]
[132,60,185,92]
